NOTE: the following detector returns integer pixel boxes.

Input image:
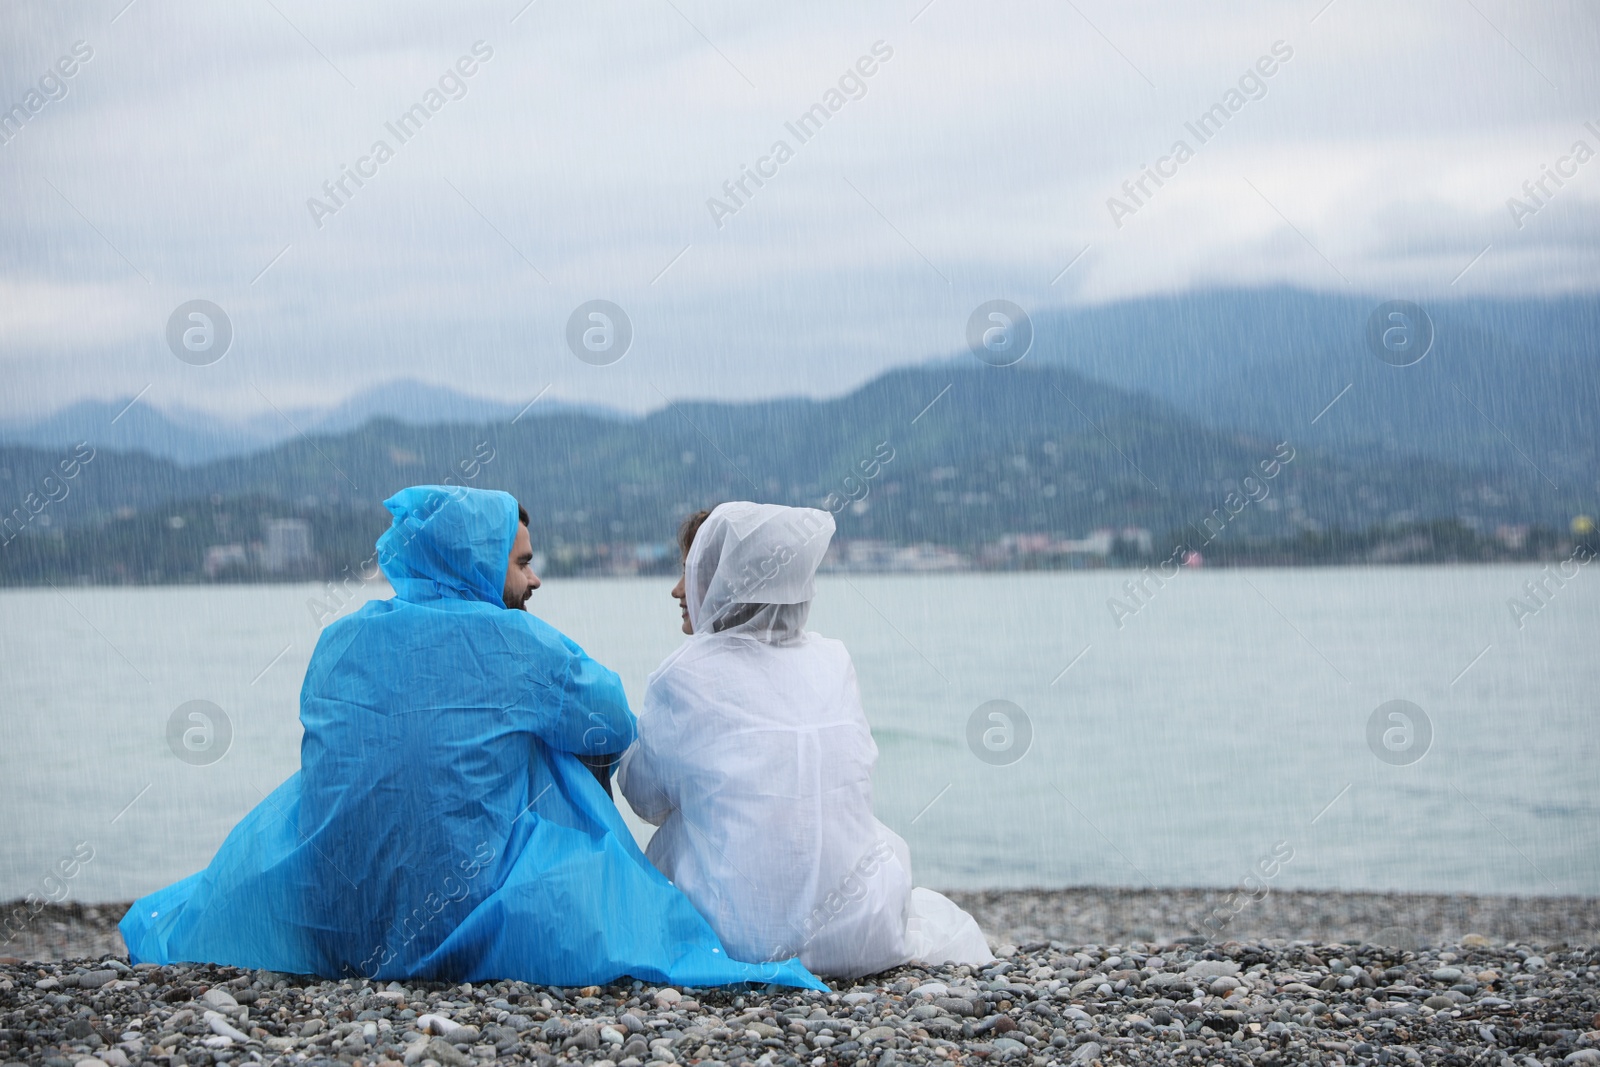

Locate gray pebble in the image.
[74,969,117,990]
[425,1037,472,1066]
[2,911,1596,1067]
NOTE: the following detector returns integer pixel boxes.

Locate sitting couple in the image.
[120,486,989,988]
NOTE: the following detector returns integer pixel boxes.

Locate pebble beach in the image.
[3,889,1597,1067]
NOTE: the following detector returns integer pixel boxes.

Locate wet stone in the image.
[74,969,117,990]
[3,919,1599,1067]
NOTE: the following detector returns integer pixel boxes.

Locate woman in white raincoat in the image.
[616,501,993,979]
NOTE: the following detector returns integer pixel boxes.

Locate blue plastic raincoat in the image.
[120,485,824,990]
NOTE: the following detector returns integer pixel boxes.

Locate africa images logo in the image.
[1106,40,1294,228]
[0,41,94,147]
[705,41,894,229]
[306,42,494,229]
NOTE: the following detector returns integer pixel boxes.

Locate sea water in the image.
[1,565,1595,904]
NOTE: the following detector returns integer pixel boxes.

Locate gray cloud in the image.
[1,0,1597,420]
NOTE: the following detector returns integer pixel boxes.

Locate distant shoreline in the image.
[0,555,1583,594]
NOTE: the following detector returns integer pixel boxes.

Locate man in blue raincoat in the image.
[120,485,822,990]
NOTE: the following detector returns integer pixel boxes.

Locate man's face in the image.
[503,522,541,609]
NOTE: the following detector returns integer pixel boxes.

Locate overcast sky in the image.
[1,0,1596,420]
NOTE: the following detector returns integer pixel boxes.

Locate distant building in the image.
[1118,526,1154,555]
[1063,529,1116,555]
[632,542,675,572]
[203,543,248,579]
[891,543,968,571]
[1494,524,1529,550]
[541,541,677,577]
[825,540,968,573]
[260,518,314,573]
[979,527,1156,568]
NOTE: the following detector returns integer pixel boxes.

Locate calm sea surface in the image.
[3,565,1597,904]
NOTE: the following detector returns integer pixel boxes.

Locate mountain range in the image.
[1,288,1593,584]
[6,288,1595,494]
[0,361,1581,569]
[1022,288,1598,490]
[0,379,630,465]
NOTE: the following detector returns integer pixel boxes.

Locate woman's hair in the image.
[518,504,529,527]
[677,508,713,559]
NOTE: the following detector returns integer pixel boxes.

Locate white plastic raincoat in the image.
[617,502,993,978]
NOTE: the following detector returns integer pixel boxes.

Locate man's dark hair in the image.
[518,505,529,527]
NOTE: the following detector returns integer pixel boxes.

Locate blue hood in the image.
[378,485,517,604]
